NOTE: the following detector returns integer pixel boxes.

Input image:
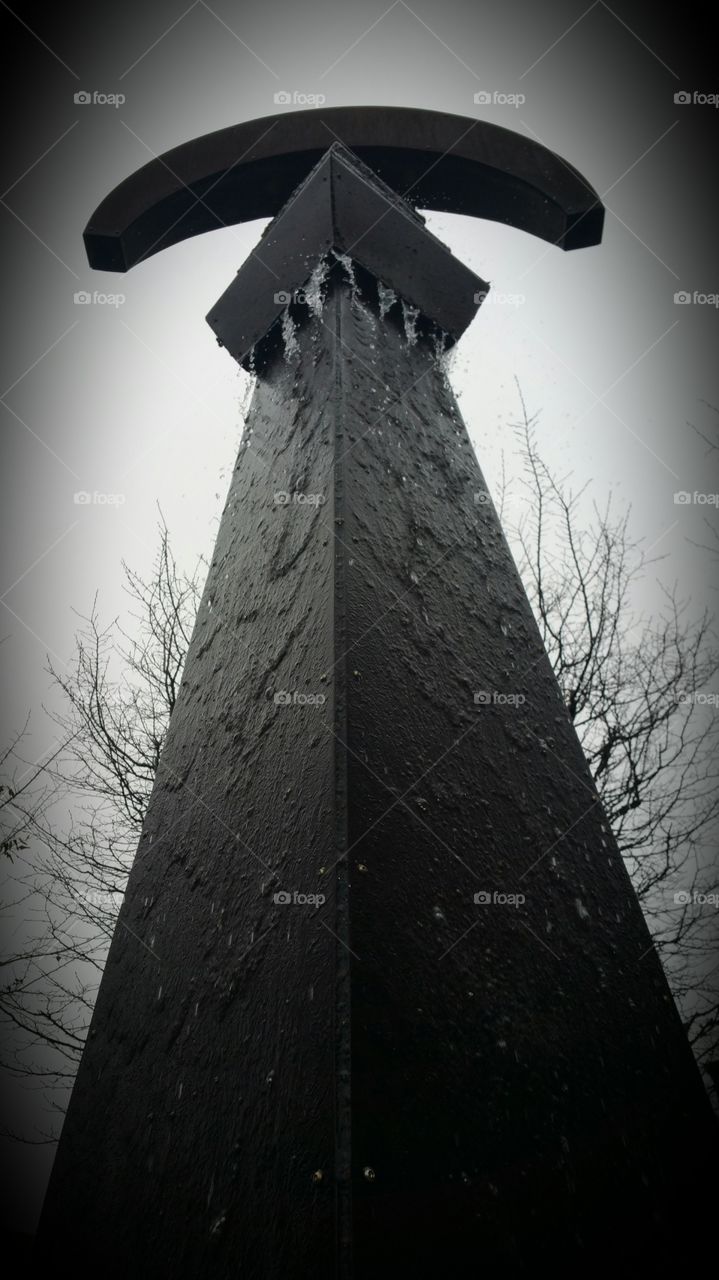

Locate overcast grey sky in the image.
[2,0,718,727]
[1,0,718,1232]
[2,0,717,740]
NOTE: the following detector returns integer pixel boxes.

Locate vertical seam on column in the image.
[333,281,353,1279]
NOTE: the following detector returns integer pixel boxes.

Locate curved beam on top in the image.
[83,106,604,272]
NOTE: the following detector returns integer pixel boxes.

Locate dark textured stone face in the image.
[38,266,716,1277]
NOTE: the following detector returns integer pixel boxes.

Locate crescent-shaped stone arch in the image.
[83,105,604,271]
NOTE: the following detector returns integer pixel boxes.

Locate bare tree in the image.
[507,383,719,1078]
[1,721,47,863]
[0,520,203,1129]
[2,400,718,1134]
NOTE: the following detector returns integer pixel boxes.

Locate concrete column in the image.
[38,153,716,1279]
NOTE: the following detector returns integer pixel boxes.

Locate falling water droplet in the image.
[281,310,300,361]
[432,330,449,362]
[305,259,329,316]
[401,301,419,346]
[332,250,357,297]
[378,281,397,318]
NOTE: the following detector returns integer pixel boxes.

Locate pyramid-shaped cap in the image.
[206,143,488,369]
